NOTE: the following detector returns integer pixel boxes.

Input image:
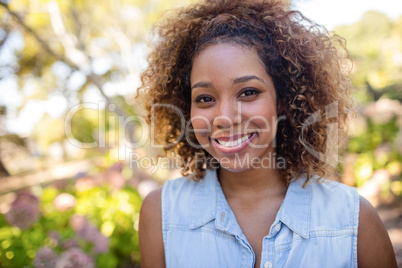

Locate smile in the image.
[215,134,252,147]
[211,133,257,153]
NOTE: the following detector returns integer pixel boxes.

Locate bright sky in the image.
[294,0,402,30]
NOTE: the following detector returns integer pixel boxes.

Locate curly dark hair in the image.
[137,0,353,184]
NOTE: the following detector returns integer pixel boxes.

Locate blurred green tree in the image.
[0,0,193,164]
[335,11,402,102]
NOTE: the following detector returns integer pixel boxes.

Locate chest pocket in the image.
[165,227,250,268]
[274,232,355,268]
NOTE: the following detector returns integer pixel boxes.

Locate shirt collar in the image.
[275,178,311,238]
[189,169,217,229]
[189,169,311,239]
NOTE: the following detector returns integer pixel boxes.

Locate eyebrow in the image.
[233,75,265,85]
[191,75,265,90]
[191,81,212,90]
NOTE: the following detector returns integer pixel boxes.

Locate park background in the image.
[0,0,402,267]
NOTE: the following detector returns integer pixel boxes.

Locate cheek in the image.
[190,108,212,140]
[243,105,278,135]
[243,99,277,120]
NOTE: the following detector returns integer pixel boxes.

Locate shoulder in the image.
[306,178,358,207]
[297,178,359,228]
[162,176,201,202]
[140,175,202,227]
[141,186,163,213]
[308,177,356,196]
[304,180,397,266]
[138,175,209,267]
[314,179,359,209]
[162,174,211,216]
[163,175,199,196]
[357,195,397,267]
[139,187,165,268]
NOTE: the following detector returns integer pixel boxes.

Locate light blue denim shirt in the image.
[162,169,359,268]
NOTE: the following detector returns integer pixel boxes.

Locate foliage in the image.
[335,11,402,102]
[0,0,193,166]
[0,165,143,268]
[345,98,402,199]
[333,11,402,200]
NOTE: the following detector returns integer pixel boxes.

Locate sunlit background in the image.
[0,0,401,267]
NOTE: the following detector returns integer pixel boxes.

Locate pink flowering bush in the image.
[70,214,110,254]
[0,163,143,268]
[5,192,40,229]
[33,247,58,268]
[56,248,95,268]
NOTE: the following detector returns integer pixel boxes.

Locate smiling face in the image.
[190,43,278,172]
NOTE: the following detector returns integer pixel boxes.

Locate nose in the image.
[212,100,242,129]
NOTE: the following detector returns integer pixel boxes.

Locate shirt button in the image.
[264,261,273,268]
[274,224,281,232]
[220,212,225,222]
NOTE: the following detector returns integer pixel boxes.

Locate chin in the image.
[215,155,255,173]
[219,165,250,173]
[212,150,279,172]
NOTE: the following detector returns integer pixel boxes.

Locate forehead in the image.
[190,42,267,84]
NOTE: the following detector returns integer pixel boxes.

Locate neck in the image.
[218,166,287,203]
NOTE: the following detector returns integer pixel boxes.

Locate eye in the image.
[239,88,260,97]
[195,95,215,103]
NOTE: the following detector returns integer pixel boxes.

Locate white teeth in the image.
[216,134,251,147]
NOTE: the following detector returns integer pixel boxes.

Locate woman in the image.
[138,0,397,267]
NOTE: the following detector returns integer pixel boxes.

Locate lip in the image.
[211,132,257,154]
[213,133,250,142]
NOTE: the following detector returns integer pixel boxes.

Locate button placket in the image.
[261,222,280,268]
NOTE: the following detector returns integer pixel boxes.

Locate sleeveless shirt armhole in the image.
[352,187,360,268]
[161,180,169,266]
